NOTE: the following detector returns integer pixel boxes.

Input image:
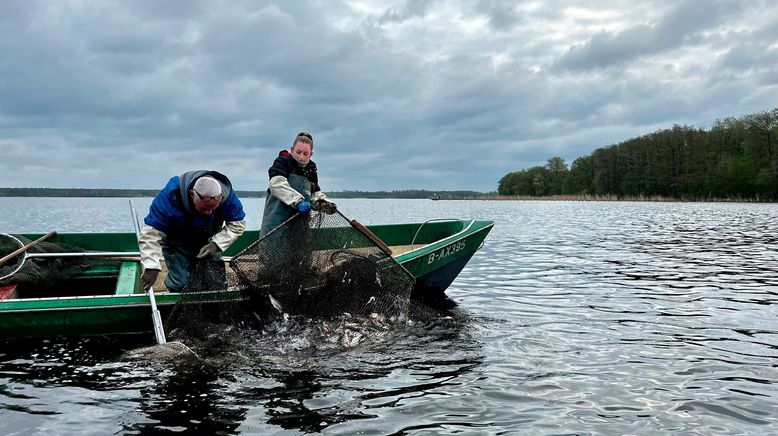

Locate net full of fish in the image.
[164,211,416,346]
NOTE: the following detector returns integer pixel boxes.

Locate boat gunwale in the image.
[0,292,179,312]
[394,220,475,260]
[395,220,493,263]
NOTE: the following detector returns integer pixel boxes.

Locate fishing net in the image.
[165,211,416,338]
[163,259,260,338]
[0,234,91,290]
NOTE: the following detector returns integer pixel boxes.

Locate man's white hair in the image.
[193,176,222,196]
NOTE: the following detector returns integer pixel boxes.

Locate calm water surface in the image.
[1,198,777,435]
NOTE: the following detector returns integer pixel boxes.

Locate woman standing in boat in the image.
[260,131,337,236]
[138,171,246,292]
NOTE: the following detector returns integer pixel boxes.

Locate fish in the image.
[310,312,399,349]
[122,342,199,362]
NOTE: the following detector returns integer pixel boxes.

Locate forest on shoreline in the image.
[499,108,778,201]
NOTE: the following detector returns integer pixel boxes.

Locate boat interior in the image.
[1,219,478,301]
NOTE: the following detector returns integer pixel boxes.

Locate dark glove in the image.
[197,241,221,259]
[296,199,312,214]
[313,200,337,214]
[141,268,160,290]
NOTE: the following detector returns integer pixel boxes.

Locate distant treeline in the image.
[0,188,162,197]
[331,190,484,199]
[499,108,778,201]
[0,187,485,199]
[0,188,266,198]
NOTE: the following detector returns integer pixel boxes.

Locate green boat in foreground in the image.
[0,219,494,340]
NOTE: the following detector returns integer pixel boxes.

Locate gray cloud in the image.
[554,0,741,71]
[0,0,776,193]
[378,0,435,24]
[477,0,525,31]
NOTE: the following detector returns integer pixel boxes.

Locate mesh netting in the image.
[0,234,90,289]
[164,259,262,337]
[165,211,416,337]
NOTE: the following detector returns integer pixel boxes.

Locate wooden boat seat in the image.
[388,244,428,256]
[114,261,140,295]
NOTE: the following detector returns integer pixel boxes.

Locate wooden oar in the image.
[0,231,56,268]
[336,211,393,256]
[26,251,141,258]
[334,210,415,280]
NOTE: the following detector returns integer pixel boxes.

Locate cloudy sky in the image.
[1,0,776,192]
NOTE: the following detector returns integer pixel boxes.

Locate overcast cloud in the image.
[1,0,776,192]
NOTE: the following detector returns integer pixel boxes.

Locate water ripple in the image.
[1,200,778,434]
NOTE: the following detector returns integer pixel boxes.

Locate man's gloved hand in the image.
[141,268,160,290]
[197,241,221,259]
[313,200,337,214]
[296,199,312,214]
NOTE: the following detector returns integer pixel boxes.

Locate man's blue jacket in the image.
[144,170,246,255]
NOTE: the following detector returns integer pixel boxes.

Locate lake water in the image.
[1,198,777,435]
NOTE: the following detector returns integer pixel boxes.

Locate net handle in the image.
[0,231,57,268]
[336,211,393,256]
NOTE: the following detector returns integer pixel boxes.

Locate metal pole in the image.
[129,200,166,345]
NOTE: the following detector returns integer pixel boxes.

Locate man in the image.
[139,170,246,292]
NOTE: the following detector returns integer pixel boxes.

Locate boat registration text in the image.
[427,239,467,264]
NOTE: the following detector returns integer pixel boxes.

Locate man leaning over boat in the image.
[138,170,246,292]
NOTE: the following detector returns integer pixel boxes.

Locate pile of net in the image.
[0,234,90,291]
[166,211,416,337]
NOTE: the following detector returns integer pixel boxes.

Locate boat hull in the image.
[0,220,494,340]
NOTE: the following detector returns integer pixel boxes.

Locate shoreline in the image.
[1,194,774,203]
[434,194,777,203]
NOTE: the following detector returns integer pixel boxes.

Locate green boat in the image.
[0,219,494,340]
